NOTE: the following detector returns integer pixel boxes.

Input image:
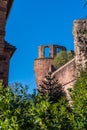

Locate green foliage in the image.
[67,51,74,61]
[53,51,74,69]
[70,67,87,129]
[0,83,19,130]
[39,72,65,103]
[0,82,32,130]
[0,82,70,130]
[1,68,87,130]
[53,51,67,69]
[26,95,70,130]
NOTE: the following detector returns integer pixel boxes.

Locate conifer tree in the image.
[39,71,65,102]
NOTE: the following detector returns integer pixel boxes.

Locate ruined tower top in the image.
[34,44,66,89]
[38,44,66,59]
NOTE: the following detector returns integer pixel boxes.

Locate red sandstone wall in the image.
[52,58,76,100]
[0,0,7,85]
[0,0,14,86]
[3,50,11,86]
[0,0,7,54]
[34,58,53,90]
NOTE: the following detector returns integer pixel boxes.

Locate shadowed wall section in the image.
[0,0,16,86]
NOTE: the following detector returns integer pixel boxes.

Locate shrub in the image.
[53,51,74,69]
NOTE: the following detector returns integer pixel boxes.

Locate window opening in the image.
[44,47,50,58]
[56,48,61,54]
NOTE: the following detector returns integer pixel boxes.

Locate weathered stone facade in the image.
[73,20,87,74]
[52,58,76,100]
[34,44,66,90]
[0,0,16,86]
[34,19,87,96]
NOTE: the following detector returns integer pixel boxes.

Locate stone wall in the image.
[0,0,7,85]
[0,0,15,86]
[34,19,87,97]
[0,0,7,54]
[52,58,76,100]
[34,44,66,90]
[3,51,10,86]
[34,58,53,90]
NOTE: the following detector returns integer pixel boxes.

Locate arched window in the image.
[44,47,50,58]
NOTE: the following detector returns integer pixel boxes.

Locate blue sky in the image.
[5,0,87,92]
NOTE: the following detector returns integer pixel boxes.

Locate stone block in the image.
[0,0,7,8]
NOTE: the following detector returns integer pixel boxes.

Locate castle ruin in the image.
[0,1,87,91]
[34,19,87,97]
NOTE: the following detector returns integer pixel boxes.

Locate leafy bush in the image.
[70,67,87,129]
[0,83,19,130]
[0,82,32,130]
[53,51,74,69]
[1,67,87,130]
[0,82,70,130]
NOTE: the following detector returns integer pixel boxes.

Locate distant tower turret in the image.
[34,44,66,90]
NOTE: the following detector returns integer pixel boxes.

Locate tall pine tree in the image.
[39,71,65,102]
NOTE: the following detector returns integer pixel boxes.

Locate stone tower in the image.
[0,0,16,86]
[34,44,66,90]
[73,19,87,73]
